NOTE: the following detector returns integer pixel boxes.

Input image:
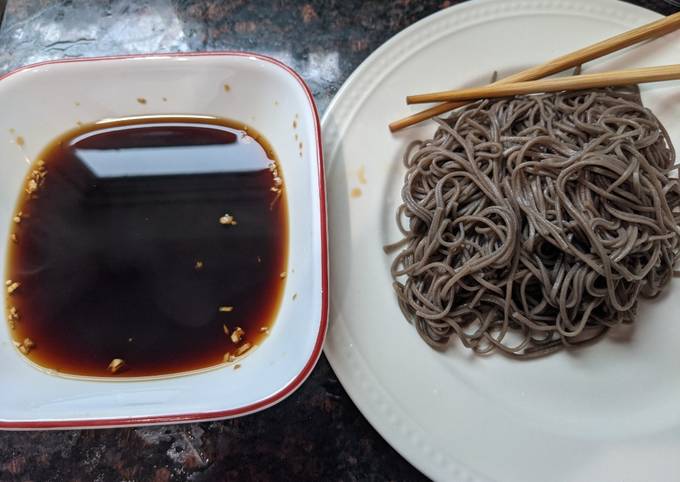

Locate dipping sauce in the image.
[5,116,288,377]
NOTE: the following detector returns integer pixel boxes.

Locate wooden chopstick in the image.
[388,11,680,132]
[406,64,680,104]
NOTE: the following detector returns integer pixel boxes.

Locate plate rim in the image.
[0,51,329,430]
[321,0,666,480]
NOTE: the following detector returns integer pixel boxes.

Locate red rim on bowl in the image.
[0,51,328,430]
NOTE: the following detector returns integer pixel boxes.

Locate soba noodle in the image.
[388,86,680,358]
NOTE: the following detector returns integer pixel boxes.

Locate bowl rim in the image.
[0,50,328,430]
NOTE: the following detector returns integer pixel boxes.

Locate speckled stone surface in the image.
[0,0,676,480]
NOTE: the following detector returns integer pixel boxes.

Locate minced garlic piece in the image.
[108,358,125,373]
[26,179,38,194]
[19,337,35,354]
[230,326,245,343]
[236,342,252,356]
[7,282,20,295]
[26,162,47,195]
[219,213,237,226]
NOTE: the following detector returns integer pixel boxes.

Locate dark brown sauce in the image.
[5,116,288,377]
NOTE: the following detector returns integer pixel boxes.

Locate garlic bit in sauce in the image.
[108,358,125,373]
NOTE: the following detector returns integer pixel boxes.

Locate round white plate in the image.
[322,1,680,481]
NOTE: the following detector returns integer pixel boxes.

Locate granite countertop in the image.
[0,0,675,480]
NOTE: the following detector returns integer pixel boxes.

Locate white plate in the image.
[0,52,328,428]
[322,1,680,481]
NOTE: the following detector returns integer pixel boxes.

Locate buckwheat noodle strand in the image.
[388,86,680,358]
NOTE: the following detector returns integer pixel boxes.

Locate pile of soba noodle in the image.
[389,85,680,359]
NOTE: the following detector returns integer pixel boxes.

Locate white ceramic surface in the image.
[322,1,680,481]
[0,52,327,428]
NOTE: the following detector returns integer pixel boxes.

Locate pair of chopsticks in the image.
[389,12,680,132]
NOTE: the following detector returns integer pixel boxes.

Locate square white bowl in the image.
[0,52,327,429]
